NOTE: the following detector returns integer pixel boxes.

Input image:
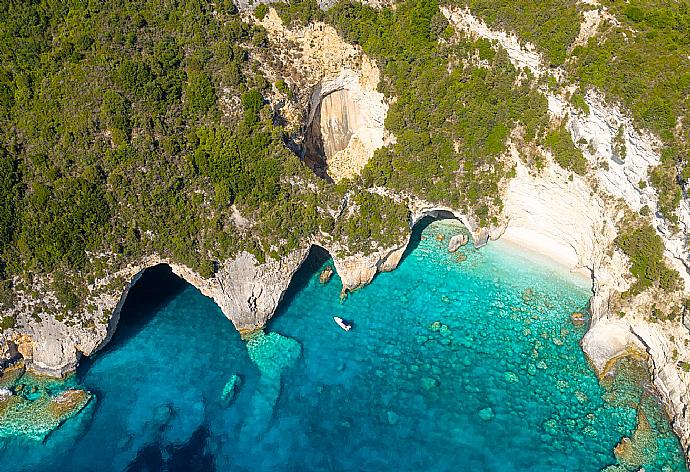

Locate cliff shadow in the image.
[303,101,331,181]
[399,211,461,267]
[79,264,187,374]
[125,425,214,472]
[273,245,332,319]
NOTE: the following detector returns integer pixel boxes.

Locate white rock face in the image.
[5,249,310,376]
[501,157,611,274]
[325,240,409,293]
[443,7,690,456]
[257,9,391,182]
[308,72,389,181]
[448,234,468,253]
[442,8,544,76]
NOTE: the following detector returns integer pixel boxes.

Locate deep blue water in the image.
[0,219,685,471]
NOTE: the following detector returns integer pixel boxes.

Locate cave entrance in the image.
[81,264,192,369]
[274,245,333,320]
[400,210,469,266]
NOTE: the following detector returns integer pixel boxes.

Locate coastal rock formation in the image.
[255,9,391,181]
[235,0,393,13]
[2,2,690,461]
[448,234,469,253]
[2,248,310,377]
[324,240,409,294]
[444,6,690,456]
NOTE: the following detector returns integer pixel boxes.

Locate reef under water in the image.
[0,219,685,471]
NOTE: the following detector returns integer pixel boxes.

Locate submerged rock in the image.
[613,409,656,469]
[570,312,586,327]
[521,288,534,303]
[478,407,495,421]
[0,364,25,388]
[221,374,242,404]
[242,330,301,435]
[420,377,439,390]
[387,410,399,425]
[0,387,92,441]
[504,372,519,384]
[246,331,301,377]
[448,234,469,253]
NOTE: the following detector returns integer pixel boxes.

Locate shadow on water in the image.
[79,264,187,376]
[399,212,461,266]
[125,426,214,472]
[274,245,331,319]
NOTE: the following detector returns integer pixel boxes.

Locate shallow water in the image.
[0,219,685,471]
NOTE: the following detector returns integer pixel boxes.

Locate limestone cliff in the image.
[444,6,690,455]
[323,240,408,294]
[2,2,690,460]
[0,249,312,377]
[253,9,391,181]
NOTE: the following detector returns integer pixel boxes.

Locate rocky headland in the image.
[1,2,689,462]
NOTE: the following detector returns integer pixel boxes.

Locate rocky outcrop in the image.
[235,0,394,13]
[444,6,690,458]
[325,240,409,294]
[255,9,391,181]
[2,248,311,377]
[448,234,468,253]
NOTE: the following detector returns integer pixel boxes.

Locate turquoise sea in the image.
[0,218,686,471]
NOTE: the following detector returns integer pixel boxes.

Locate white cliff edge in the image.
[444,6,690,456]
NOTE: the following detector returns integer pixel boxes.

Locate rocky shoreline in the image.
[1,4,689,464]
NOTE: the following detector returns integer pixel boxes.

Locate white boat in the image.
[333,316,352,331]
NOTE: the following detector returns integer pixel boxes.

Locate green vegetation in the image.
[460,0,581,66]
[255,3,270,20]
[0,0,433,316]
[570,93,590,115]
[544,124,588,175]
[435,0,689,223]
[0,0,408,315]
[0,315,15,330]
[615,222,681,296]
[612,125,626,161]
[571,0,690,221]
[320,0,549,225]
[332,191,410,254]
[1,0,688,318]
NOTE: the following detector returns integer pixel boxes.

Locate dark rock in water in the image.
[221,374,242,404]
[319,266,334,284]
[448,234,469,253]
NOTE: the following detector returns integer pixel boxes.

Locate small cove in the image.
[0,219,685,471]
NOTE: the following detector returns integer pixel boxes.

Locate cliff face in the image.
[255,9,391,181]
[444,6,690,455]
[0,249,312,376]
[3,2,690,459]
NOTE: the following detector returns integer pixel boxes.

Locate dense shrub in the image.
[615,223,681,296]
